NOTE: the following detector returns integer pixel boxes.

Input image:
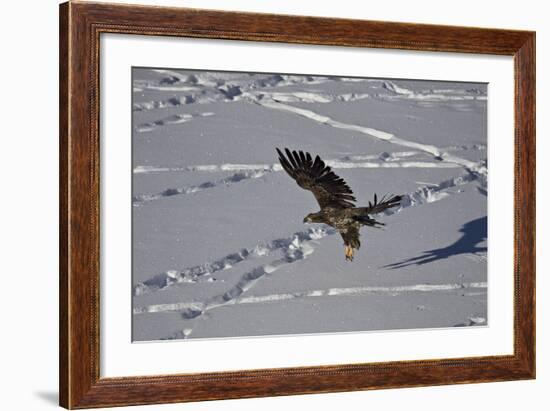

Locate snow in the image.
[131,68,487,342]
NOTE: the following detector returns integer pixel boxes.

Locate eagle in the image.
[277,148,402,261]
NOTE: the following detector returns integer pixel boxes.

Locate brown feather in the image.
[277,148,356,209]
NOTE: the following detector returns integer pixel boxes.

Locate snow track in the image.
[135,282,487,315]
[135,112,214,132]
[132,170,267,205]
[134,227,334,296]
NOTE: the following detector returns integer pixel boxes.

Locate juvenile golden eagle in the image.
[277,148,402,261]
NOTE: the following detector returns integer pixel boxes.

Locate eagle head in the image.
[303,214,315,224]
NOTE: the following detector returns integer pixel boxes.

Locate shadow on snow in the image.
[384,216,487,269]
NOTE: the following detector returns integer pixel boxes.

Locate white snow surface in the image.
[132,68,487,341]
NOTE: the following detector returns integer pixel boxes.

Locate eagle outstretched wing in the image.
[277,148,356,209]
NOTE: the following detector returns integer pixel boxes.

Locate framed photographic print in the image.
[59,1,535,409]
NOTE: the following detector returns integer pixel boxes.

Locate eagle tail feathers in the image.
[363,193,402,215]
[353,214,385,228]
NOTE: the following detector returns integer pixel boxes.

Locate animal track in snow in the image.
[134,227,334,296]
[149,227,333,319]
[386,168,484,215]
[135,112,214,133]
[132,170,267,205]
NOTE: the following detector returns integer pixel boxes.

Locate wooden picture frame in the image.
[59,1,535,408]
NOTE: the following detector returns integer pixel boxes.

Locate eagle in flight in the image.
[277,148,402,261]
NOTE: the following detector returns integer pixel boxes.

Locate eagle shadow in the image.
[384,216,487,269]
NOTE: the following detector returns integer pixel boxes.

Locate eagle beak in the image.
[303,217,310,224]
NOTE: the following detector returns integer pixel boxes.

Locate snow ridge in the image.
[134,158,459,176]
[256,100,486,176]
[134,282,487,315]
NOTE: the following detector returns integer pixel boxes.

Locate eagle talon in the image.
[345,246,355,262]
